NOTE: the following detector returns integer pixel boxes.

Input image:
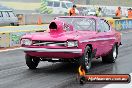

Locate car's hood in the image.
[22,31,97,41]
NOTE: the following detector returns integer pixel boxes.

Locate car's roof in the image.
[57,16,102,20]
[0,10,12,11]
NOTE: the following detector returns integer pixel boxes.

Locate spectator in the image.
[69,5,77,16]
[96,7,102,17]
[128,8,132,18]
[115,7,121,17]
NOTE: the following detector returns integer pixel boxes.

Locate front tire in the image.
[25,54,40,69]
[80,46,92,72]
[102,45,118,63]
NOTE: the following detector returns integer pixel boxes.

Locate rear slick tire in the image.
[102,45,118,63]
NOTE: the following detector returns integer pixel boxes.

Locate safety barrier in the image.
[106,18,132,31]
[0,26,47,48]
[18,14,63,25]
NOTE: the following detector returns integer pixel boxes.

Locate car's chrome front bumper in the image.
[20,47,82,53]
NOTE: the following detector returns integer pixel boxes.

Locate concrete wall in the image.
[20,14,63,25]
[0,26,47,48]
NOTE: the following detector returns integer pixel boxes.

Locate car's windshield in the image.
[66,3,73,8]
[57,17,96,31]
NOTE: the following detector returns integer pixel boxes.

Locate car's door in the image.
[96,19,115,56]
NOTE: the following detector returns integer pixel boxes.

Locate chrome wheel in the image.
[80,46,92,72]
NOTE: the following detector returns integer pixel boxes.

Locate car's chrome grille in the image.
[32,41,67,47]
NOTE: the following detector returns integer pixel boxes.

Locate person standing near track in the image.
[95,7,102,17]
[115,7,121,17]
[128,8,132,18]
[69,5,77,16]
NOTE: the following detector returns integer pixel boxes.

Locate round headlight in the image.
[67,41,78,47]
[21,39,32,46]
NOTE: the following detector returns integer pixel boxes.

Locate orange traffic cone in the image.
[37,16,42,25]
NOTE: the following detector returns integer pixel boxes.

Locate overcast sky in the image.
[0,0,40,3]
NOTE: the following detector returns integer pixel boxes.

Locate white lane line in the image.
[0,48,20,52]
[103,73,132,88]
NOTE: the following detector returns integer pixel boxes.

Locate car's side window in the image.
[97,20,110,32]
[62,2,67,8]
[97,20,103,32]
[8,12,15,17]
[2,12,9,17]
[54,2,60,7]
[103,21,110,32]
[47,1,53,6]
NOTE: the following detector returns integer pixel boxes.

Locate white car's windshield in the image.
[57,17,96,31]
[66,3,73,8]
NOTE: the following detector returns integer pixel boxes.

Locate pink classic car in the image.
[20,16,121,72]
